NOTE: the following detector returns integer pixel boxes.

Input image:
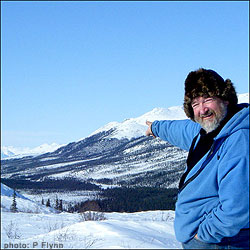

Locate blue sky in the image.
[1,1,249,148]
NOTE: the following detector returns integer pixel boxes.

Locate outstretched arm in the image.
[145,119,200,151]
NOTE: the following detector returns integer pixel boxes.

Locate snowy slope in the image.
[1,210,181,249]
[1,183,58,214]
[1,183,28,200]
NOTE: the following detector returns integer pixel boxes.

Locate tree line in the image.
[8,186,178,214]
[2,178,100,191]
[69,187,178,213]
[42,197,63,211]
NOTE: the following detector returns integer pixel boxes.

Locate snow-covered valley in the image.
[1,183,181,249]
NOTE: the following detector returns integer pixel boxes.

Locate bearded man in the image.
[146,68,249,249]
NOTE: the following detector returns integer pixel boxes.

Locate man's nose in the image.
[199,105,209,115]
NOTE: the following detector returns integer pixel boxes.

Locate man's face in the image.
[191,96,229,133]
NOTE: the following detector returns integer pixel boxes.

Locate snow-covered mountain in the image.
[1,134,187,190]
[1,106,185,159]
[1,143,65,159]
[1,106,188,192]
[87,105,186,141]
[1,93,248,193]
[1,93,248,159]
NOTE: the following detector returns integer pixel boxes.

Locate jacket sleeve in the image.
[151,119,200,151]
[197,129,249,243]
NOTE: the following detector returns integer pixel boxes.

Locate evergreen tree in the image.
[55,197,59,210]
[59,200,63,211]
[46,198,51,207]
[10,190,18,213]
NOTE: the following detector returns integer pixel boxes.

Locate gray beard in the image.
[195,102,228,133]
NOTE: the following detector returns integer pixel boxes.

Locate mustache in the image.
[199,111,214,118]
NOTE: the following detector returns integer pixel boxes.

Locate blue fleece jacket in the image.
[151,104,249,243]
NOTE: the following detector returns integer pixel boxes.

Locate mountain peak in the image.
[87,106,186,141]
[88,92,248,141]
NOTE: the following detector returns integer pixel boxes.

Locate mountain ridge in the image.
[2,92,248,159]
[1,93,248,193]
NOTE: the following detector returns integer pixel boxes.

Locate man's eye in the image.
[204,98,213,103]
[192,103,198,108]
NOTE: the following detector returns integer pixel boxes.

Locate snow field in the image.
[1,210,182,249]
[1,184,181,249]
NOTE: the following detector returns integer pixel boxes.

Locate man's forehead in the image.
[191,95,210,103]
[191,95,220,105]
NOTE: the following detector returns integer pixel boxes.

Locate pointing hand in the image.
[145,121,156,138]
